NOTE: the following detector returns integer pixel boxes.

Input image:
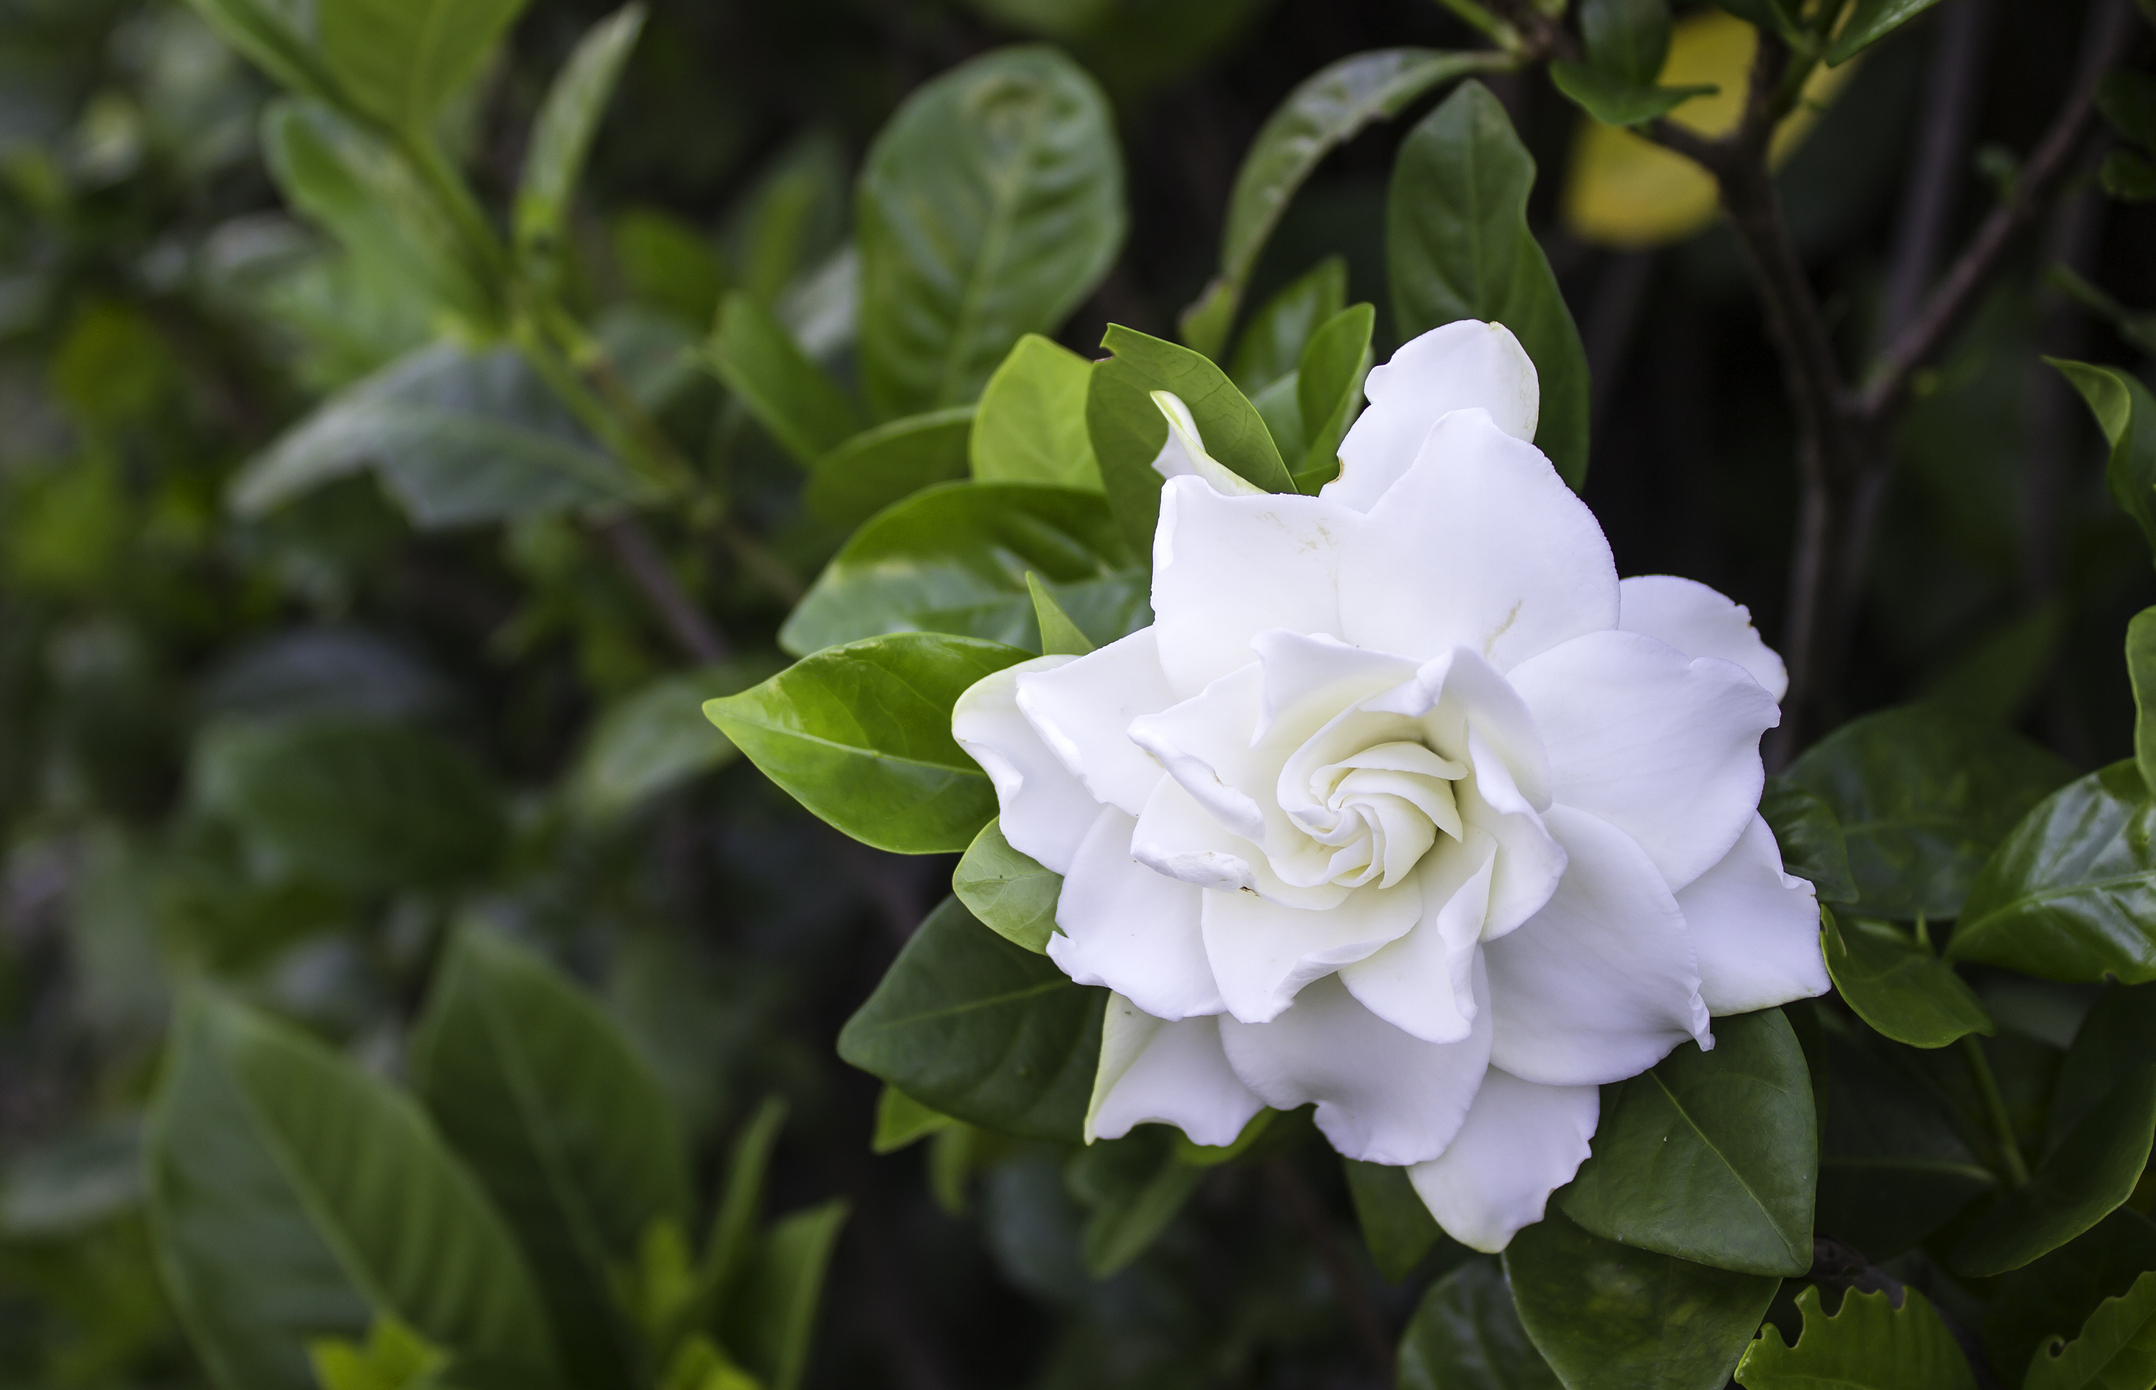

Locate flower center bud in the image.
[1283,739,1466,890]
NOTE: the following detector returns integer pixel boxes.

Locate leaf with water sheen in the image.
[1824,914,1993,1048]
[805,406,975,530]
[953,817,1061,953]
[1735,1285,1975,1390]
[1953,1065,2156,1276]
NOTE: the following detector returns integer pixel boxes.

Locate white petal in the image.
[1016,628,1176,819]
[1150,476,1362,697]
[1049,807,1224,1020]
[1340,833,1496,1043]
[1150,391,1265,496]
[1200,876,1422,1024]
[1131,775,1347,910]
[1457,729,1566,940]
[1336,409,1618,672]
[1323,321,1539,513]
[1484,805,1708,1087]
[1361,646,1552,809]
[1127,661,1270,842]
[1087,994,1265,1146]
[1680,814,1829,1014]
[1619,575,1788,703]
[1507,630,1777,892]
[1248,630,1417,742]
[951,659,1098,875]
[1407,1069,1599,1253]
[1219,970,1492,1165]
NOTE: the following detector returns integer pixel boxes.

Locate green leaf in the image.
[1548,63,1717,128]
[1783,703,2075,921]
[2050,984,2156,1160]
[1761,778,1857,905]
[1389,81,1590,489]
[317,0,529,135]
[1293,302,1374,486]
[727,134,849,308]
[1559,1008,1816,1277]
[230,341,658,525]
[1735,1285,1976,1390]
[2101,150,2156,203]
[2100,72,2156,150]
[970,335,1103,490]
[704,634,1028,855]
[614,208,726,327]
[1823,913,1994,1049]
[872,1086,956,1155]
[953,817,1061,953]
[1087,322,1297,553]
[1343,1158,1442,1284]
[568,662,776,822]
[1985,1211,2156,1384]
[514,5,645,272]
[408,928,692,1390]
[1826,0,1947,66]
[779,482,1146,657]
[1399,1256,1562,1390]
[1065,1127,1204,1276]
[805,407,976,530]
[1711,0,1808,47]
[857,45,1124,418]
[707,292,863,468]
[182,0,349,108]
[1953,1065,2156,1276]
[1181,48,1509,358]
[1951,762,2156,985]
[1505,1207,1780,1390]
[2130,611,2156,796]
[191,714,503,893]
[696,1098,787,1325]
[2050,359,2156,566]
[1027,573,1096,656]
[145,992,560,1390]
[308,1315,449,1390]
[837,896,1105,1143]
[1226,257,1346,397]
[716,1200,847,1390]
[1581,0,1672,84]
[2025,1268,2156,1390]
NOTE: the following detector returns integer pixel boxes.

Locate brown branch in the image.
[1264,1158,1394,1380]
[1878,0,2000,344]
[589,516,731,664]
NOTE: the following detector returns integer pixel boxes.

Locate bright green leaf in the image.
[1226,256,1346,397]
[1761,777,1857,904]
[707,292,863,468]
[1953,1065,2156,1276]
[2026,1270,2156,1390]
[2050,359,2156,566]
[568,661,776,822]
[1343,1158,1442,1284]
[970,335,1102,490]
[307,1316,448,1390]
[1293,302,1373,487]
[1736,1285,1975,1390]
[953,817,1061,954]
[1399,1257,1562,1390]
[1824,913,1994,1049]
[1027,573,1096,657]
[1826,0,1947,66]
[805,407,975,530]
[317,0,529,135]
[514,5,645,272]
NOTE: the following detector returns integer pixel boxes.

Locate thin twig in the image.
[1263,1158,1394,1380]
[589,516,731,664]
[1878,0,2000,345]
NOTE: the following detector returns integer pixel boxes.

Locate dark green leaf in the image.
[2100,72,2156,150]
[805,407,975,530]
[145,992,560,1390]
[2024,1269,2156,1390]
[1065,1127,1204,1276]
[568,661,776,822]
[317,0,529,135]
[953,817,1061,953]
[1952,763,2156,985]
[1735,1285,1976,1390]
[1027,573,1096,656]
[1505,1207,1780,1390]
[409,928,692,1390]
[1559,1009,1816,1277]
[2100,150,2156,202]
[514,5,645,271]
[837,896,1105,1143]
[727,134,849,308]
[1548,63,1717,128]
[1087,322,1296,554]
[857,45,1124,418]
[1784,704,2075,920]
[1294,302,1374,487]
[1953,1065,2156,1276]
[2131,610,2156,796]
[1343,1158,1442,1284]
[704,634,1028,855]
[1825,0,1946,66]
[1399,1256,1562,1390]
[780,482,1146,657]
[1581,0,1672,85]
[872,1086,956,1155]
[1761,778,1857,905]
[696,1098,787,1323]
[1711,0,1808,47]
[1226,256,1346,397]
[707,292,863,468]
[191,714,503,892]
[1985,1210,2156,1384]
[1824,913,1994,1049]
[1920,600,2066,726]
[970,335,1102,490]
[182,0,349,108]
[2050,359,2156,566]
[716,1199,848,1390]
[2050,984,2156,1160]
[614,208,725,326]
[1389,81,1590,489]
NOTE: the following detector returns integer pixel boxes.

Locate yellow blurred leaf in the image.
[1562,11,1858,248]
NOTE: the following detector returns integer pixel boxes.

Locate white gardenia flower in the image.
[951,320,1829,1253]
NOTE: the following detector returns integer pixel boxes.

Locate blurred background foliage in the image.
[0,0,2149,1386]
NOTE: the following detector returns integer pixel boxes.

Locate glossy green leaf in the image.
[805,406,975,530]
[780,482,1146,657]
[514,5,645,270]
[2051,359,2156,566]
[1027,573,1095,656]
[1581,0,1672,84]
[182,0,348,107]
[317,0,528,135]
[1736,1285,1975,1390]
[714,1200,846,1390]
[1760,778,1857,905]
[1549,62,1717,128]
[1180,48,1509,358]
[857,45,1124,419]
[1986,1211,2156,1385]
[191,714,503,892]
[2050,984,2156,1160]
[568,662,775,821]
[1826,0,1946,66]
[1559,1008,1815,1276]
[1824,913,1993,1049]
[1226,257,1346,397]
[230,341,657,525]
[1065,1127,1204,1276]
[1505,1207,1780,1390]
[707,292,863,467]
[2025,1269,2156,1390]
[1952,763,2156,984]
[1293,302,1373,486]
[1399,1256,1561,1390]
[837,896,1105,1143]
[146,992,560,1390]
[704,634,1028,854]
[872,1086,956,1155]
[953,817,1061,953]
[1389,81,1590,489]
[1343,1158,1442,1284]
[970,335,1102,490]
[409,928,691,1390]
[1784,704,2075,920]
[2131,610,2156,795]
[1087,322,1296,554]
[1953,1065,2156,1276]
